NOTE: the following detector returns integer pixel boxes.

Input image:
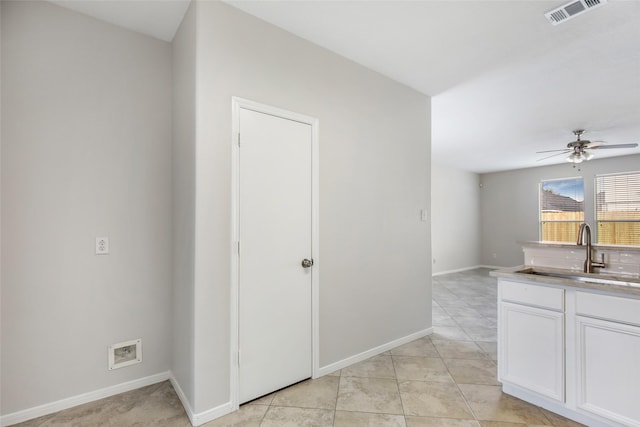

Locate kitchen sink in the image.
[515,267,640,288]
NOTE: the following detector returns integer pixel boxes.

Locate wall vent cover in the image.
[544,0,607,25]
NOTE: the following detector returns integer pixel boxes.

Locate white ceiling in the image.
[48,0,640,173]
[49,0,191,42]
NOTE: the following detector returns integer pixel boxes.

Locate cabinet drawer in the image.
[500,280,564,311]
[576,292,640,327]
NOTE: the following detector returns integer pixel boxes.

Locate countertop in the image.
[491,265,640,298]
[518,241,640,252]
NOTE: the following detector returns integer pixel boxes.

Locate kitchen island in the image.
[492,245,640,427]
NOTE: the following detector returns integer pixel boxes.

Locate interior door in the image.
[238,107,313,403]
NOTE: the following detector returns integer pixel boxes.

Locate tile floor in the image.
[15,268,584,427]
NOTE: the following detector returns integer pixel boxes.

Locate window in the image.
[539,177,584,242]
[595,172,640,246]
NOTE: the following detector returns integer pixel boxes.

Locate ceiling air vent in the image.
[544,0,607,25]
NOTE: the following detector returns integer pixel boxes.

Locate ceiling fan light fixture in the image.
[566,152,583,163]
[582,150,594,161]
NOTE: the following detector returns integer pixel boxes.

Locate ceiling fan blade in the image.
[537,151,571,161]
[536,149,571,154]
[590,143,638,149]
[584,140,604,148]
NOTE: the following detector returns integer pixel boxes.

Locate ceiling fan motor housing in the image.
[567,140,589,149]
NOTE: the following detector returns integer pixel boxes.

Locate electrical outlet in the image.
[96,237,109,255]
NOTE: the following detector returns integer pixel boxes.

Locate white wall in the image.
[171,0,432,415]
[171,1,197,409]
[479,154,640,267]
[431,163,481,274]
[1,1,173,415]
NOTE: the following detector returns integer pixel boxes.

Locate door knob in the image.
[301,258,314,268]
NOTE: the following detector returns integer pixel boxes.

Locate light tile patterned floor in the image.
[15,268,584,426]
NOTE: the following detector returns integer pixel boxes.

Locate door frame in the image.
[230,97,320,410]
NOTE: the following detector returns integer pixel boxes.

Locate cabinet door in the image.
[499,302,564,401]
[576,316,640,426]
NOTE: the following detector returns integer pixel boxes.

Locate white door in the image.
[238,107,313,403]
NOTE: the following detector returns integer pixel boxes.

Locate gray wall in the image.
[173,0,432,413]
[479,154,640,267]
[171,1,197,409]
[431,163,481,274]
[1,0,432,418]
[1,1,173,414]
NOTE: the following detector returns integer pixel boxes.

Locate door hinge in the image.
[237,350,240,366]
[237,241,240,256]
[237,133,241,147]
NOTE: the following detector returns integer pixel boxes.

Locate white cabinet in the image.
[575,291,640,426]
[498,280,565,402]
[500,302,564,401]
[497,277,640,427]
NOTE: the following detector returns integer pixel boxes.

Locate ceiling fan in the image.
[537,130,639,164]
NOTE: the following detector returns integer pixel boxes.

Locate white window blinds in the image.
[595,171,640,246]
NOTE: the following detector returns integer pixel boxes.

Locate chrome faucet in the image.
[576,223,605,273]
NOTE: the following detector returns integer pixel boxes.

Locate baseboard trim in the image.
[168,374,194,424]
[316,327,433,377]
[169,374,234,426]
[0,371,170,427]
[432,265,502,276]
[190,401,234,427]
[479,264,503,270]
